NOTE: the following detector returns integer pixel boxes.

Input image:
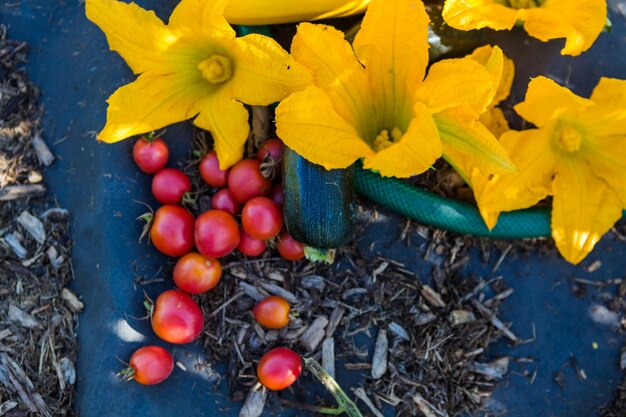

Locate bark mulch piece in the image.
[0,26,78,417]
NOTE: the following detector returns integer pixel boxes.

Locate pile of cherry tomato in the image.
[120,135,303,390]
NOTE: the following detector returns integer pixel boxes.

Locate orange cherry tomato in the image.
[151,290,204,344]
[241,196,283,240]
[173,252,222,294]
[253,295,291,329]
[194,209,240,258]
[128,345,174,385]
[150,205,195,257]
[257,347,302,391]
[133,136,169,174]
[276,229,304,261]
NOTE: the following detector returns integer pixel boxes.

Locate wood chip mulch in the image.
[0,26,79,417]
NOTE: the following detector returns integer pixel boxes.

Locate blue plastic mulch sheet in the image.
[1,0,625,416]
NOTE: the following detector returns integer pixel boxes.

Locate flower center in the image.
[374,127,403,151]
[198,54,232,84]
[507,0,539,8]
[556,125,583,153]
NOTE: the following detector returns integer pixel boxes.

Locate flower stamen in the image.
[374,127,403,151]
[198,54,232,84]
[556,125,582,153]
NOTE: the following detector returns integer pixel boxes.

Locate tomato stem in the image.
[280,399,346,415]
[181,191,197,210]
[136,211,153,243]
[142,129,166,143]
[303,357,363,417]
[143,299,154,317]
[117,366,136,382]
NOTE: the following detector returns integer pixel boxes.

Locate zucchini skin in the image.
[282,148,356,249]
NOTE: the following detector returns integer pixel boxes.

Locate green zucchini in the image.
[282,147,356,251]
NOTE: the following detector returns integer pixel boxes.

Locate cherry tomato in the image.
[200,150,230,188]
[257,347,302,391]
[173,252,222,294]
[194,210,240,258]
[151,290,204,344]
[211,188,241,215]
[237,227,267,257]
[269,184,284,206]
[150,205,195,257]
[241,197,283,240]
[128,346,174,385]
[151,168,192,204]
[256,138,284,162]
[133,136,169,174]
[253,296,290,329]
[227,159,271,204]
[276,229,305,261]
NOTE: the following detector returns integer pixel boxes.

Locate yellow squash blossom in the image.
[275,0,515,178]
[476,76,626,264]
[472,45,515,138]
[443,45,515,228]
[86,0,311,168]
[442,0,607,56]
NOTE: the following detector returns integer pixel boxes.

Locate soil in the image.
[0,27,78,417]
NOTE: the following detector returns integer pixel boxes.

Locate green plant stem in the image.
[304,357,364,417]
[280,399,346,415]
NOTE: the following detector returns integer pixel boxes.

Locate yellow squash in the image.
[224,0,370,25]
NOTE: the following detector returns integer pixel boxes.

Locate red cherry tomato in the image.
[276,229,305,261]
[151,290,204,344]
[241,197,283,240]
[133,136,169,174]
[200,150,230,188]
[257,347,302,391]
[253,296,290,329]
[173,252,222,294]
[150,205,195,257]
[256,138,284,162]
[194,210,240,258]
[151,168,192,204]
[227,159,271,204]
[128,346,174,385]
[211,188,241,215]
[237,227,266,257]
[269,184,284,206]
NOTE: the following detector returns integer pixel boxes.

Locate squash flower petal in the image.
[552,158,623,264]
[475,76,626,264]
[514,76,594,127]
[362,103,443,177]
[353,0,430,122]
[440,45,517,195]
[86,0,311,169]
[476,128,558,228]
[276,0,514,178]
[289,23,372,127]
[579,77,626,137]
[193,90,250,169]
[442,1,521,31]
[415,58,499,117]
[275,87,375,168]
[442,0,607,56]
[99,72,211,143]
